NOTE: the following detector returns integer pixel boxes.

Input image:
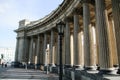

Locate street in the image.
[0,65,59,80]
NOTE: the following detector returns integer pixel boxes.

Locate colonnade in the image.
[15,0,120,74]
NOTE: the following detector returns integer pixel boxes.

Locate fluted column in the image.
[32,39,36,64]
[29,37,33,63]
[78,30,84,69]
[50,29,55,67]
[73,12,81,69]
[22,35,29,63]
[83,0,96,70]
[24,37,30,63]
[111,0,120,73]
[15,37,19,62]
[17,38,21,62]
[95,0,114,74]
[70,33,74,66]
[21,37,24,62]
[108,17,118,67]
[89,26,97,69]
[52,46,56,65]
[94,24,99,66]
[54,38,58,65]
[43,33,47,66]
[62,31,65,66]
[40,35,44,65]
[65,18,71,68]
[36,35,40,65]
[18,37,24,62]
[57,35,60,66]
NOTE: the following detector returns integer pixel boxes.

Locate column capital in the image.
[82,0,90,3]
[16,37,20,39]
[19,36,24,39]
[50,28,55,32]
[37,34,40,38]
[30,35,33,38]
[43,32,47,35]
[64,17,73,23]
[72,8,81,15]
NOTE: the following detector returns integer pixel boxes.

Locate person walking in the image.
[5,64,7,68]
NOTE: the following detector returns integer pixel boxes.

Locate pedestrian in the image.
[5,64,7,68]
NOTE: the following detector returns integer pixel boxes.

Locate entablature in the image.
[15,0,113,37]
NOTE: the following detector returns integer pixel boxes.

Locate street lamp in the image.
[56,21,65,80]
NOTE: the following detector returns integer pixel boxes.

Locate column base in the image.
[99,68,117,75]
[64,64,73,68]
[117,69,120,74]
[113,64,119,70]
[85,66,99,73]
[49,64,56,72]
[73,65,84,70]
[50,64,56,67]
[44,64,48,66]
[85,66,97,71]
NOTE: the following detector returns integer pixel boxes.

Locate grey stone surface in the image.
[0,65,59,80]
[62,68,120,80]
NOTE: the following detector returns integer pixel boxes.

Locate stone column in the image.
[21,37,24,63]
[32,39,36,64]
[17,38,20,62]
[29,36,33,63]
[15,37,19,62]
[65,18,71,68]
[89,26,97,69]
[62,31,65,66]
[78,30,84,69]
[57,35,60,66]
[108,17,118,67]
[95,0,115,74]
[18,37,24,62]
[24,37,30,63]
[73,12,82,69]
[50,29,55,67]
[43,33,47,66]
[22,33,29,63]
[94,24,99,66]
[54,37,58,65]
[36,35,40,65]
[83,0,96,70]
[25,37,30,63]
[17,38,21,62]
[52,46,56,66]
[111,0,120,73]
[70,33,74,66]
[40,35,44,65]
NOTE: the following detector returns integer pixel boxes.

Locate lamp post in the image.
[57,21,65,80]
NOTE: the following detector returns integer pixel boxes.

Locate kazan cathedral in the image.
[15,0,120,80]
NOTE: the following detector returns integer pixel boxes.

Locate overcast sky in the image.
[0,0,63,48]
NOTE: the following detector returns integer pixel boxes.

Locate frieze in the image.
[17,31,25,37]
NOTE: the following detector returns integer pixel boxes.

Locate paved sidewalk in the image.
[0,65,59,80]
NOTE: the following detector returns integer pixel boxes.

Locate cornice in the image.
[14,27,26,33]
[15,0,81,36]
[24,0,73,29]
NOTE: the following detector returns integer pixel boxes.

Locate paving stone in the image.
[0,65,59,80]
